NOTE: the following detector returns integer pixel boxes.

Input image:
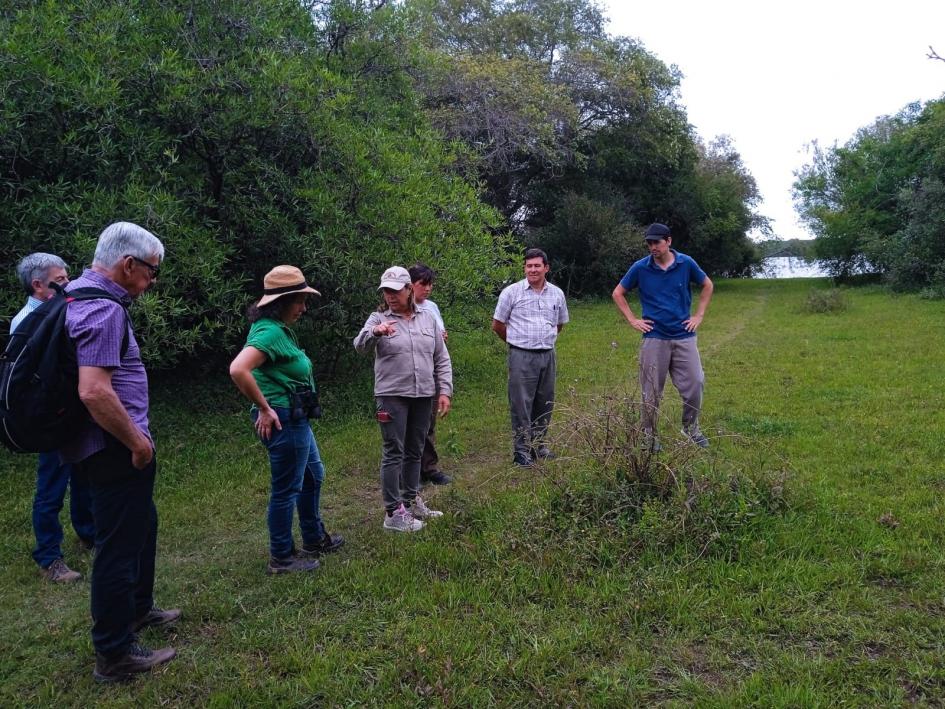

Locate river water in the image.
[755,256,831,279]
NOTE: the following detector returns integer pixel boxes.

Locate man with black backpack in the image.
[59,222,181,683]
[10,253,94,583]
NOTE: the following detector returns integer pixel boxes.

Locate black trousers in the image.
[76,438,158,658]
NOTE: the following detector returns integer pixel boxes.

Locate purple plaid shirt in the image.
[60,269,151,463]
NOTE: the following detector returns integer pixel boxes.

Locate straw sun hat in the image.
[256,265,320,308]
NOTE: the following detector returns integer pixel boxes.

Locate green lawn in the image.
[2,278,944,706]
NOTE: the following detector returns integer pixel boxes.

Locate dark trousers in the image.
[76,438,158,658]
[420,394,440,476]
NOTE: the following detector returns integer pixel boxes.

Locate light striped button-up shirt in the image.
[9,296,44,334]
[493,279,569,350]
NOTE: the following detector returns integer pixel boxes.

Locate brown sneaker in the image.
[131,606,182,633]
[93,643,176,683]
[40,558,81,583]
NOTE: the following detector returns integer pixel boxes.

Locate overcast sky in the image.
[601,1,945,241]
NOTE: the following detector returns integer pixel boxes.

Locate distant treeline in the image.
[1,0,765,372]
[794,94,945,295]
[756,239,817,260]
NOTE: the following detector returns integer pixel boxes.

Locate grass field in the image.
[2,277,944,706]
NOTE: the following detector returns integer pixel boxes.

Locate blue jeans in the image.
[32,451,95,568]
[253,408,326,559]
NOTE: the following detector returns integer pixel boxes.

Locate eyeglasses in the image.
[127,255,160,279]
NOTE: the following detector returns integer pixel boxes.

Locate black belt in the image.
[509,344,552,353]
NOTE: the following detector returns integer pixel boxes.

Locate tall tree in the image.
[0,0,514,370]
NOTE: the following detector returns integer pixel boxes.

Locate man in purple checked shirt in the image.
[62,222,180,683]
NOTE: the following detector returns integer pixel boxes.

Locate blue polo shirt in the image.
[619,250,707,340]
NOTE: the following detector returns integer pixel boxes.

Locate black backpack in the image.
[0,287,127,453]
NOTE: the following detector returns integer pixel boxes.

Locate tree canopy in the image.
[1,0,513,371]
[794,96,945,293]
[2,0,765,370]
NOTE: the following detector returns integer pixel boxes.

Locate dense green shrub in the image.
[528,188,644,297]
[0,0,515,371]
[795,97,945,293]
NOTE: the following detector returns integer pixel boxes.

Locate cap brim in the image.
[378,281,408,291]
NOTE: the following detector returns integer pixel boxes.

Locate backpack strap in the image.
[64,287,131,358]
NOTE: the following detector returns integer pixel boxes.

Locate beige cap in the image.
[377,266,411,291]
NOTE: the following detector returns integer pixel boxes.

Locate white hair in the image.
[16,252,67,295]
[92,222,165,269]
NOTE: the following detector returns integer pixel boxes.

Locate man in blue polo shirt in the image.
[612,223,714,449]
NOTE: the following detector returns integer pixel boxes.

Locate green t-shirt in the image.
[245,318,315,408]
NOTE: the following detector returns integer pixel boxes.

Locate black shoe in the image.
[93,643,176,683]
[131,606,182,633]
[512,453,534,467]
[532,446,555,460]
[420,471,453,486]
[267,555,320,575]
[300,532,346,557]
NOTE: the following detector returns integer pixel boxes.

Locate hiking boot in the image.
[93,642,176,683]
[300,532,346,557]
[512,452,534,468]
[40,558,81,583]
[409,495,443,520]
[420,471,452,486]
[266,555,320,575]
[383,504,423,532]
[131,606,182,633]
[532,446,555,460]
[682,426,709,448]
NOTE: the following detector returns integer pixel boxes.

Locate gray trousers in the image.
[376,396,433,511]
[507,347,556,457]
[639,336,704,432]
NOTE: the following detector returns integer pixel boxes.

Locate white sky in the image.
[601,1,945,241]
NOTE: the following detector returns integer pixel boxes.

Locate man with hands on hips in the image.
[612,223,714,451]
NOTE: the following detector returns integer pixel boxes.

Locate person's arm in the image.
[354,313,393,353]
[78,366,154,469]
[229,346,282,439]
[683,276,714,332]
[431,330,453,418]
[491,319,507,341]
[611,283,653,334]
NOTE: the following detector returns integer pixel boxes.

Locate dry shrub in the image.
[804,288,848,314]
[534,391,790,560]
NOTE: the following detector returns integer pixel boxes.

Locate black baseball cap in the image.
[644,223,671,241]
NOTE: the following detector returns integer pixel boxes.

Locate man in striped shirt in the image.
[492,249,569,467]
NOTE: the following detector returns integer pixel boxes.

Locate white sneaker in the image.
[410,495,443,520]
[383,504,424,532]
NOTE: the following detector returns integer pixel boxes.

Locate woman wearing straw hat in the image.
[230,265,344,574]
[354,266,453,532]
